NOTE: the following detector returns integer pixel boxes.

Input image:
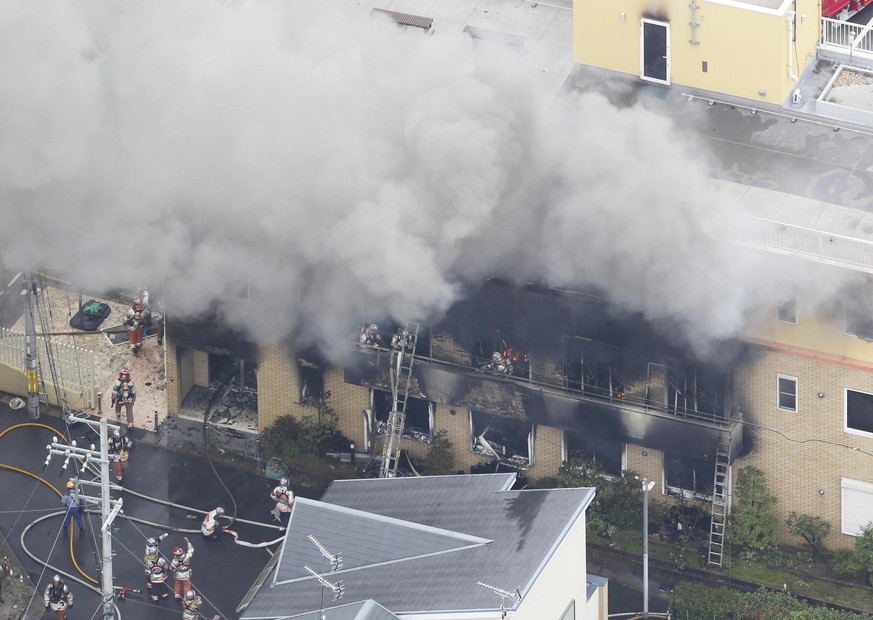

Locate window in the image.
[778,299,797,324]
[777,375,797,412]
[563,336,624,400]
[845,306,873,340]
[841,478,873,535]
[564,432,624,476]
[845,388,873,437]
[470,410,534,466]
[372,389,433,442]
[298,363,324,407]
[665,453,714,498]
[472,319,530,379]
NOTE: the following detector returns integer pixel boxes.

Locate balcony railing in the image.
[821,17,873,60]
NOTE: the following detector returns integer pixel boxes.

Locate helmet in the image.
[146,545,158,558]
[369,324,378,331]
[119,367,130,380]
[52,575,62,584]
[492,352,502,361]
[185,589,197,602]
[279,478,289,487]
[215,507,225,516]
[173,546,184,556]
[66,481,75,489]
[146,537,158,546]
[113,429,121,439]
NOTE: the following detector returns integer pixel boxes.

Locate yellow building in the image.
[573,0,821,104]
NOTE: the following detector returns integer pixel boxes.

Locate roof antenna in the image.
[305,536,345,618]
[476,581,521,619]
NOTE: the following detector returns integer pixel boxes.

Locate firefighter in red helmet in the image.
[170,537,194,600]
[112,367,137,429]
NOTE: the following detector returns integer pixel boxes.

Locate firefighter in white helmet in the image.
[144,532,169,566]
[145,544,171,601]
[108,428,133,482]
[182,588,202,620]
[201,507,226,540]
[44,575,73,619]
[270,478,294,531]
[125,297,150,353]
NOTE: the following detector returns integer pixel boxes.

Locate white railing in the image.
[0,326,97,409]
[736,216,873,274]
[821,17,873,55]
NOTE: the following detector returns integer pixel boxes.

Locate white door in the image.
[640,19,671,84]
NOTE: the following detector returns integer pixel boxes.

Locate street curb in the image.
[0,538,41,620]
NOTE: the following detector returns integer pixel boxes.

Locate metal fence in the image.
[821,17,873,56]
[736,216,873,274]
[0,326,97,409]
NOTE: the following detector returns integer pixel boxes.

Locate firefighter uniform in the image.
[44,576,73,620]
[145,552,171,601]
[108,430,133,482]
[125,298,150,353]
[270,481,294,530]
[170,538,194,600]
[201,507,225,540]
[112,368,137,428]
[182,590,202,620]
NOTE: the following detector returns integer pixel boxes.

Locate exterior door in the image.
[640,19,670,84]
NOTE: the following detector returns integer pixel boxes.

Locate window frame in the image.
[371,389,435,443]
[841,477,873,536]
[777,299,797,324]
[845,387,873,438]
[844,307,873,340]
[664,453,714,500]
[469,410,535,467]
[777,374,798,412]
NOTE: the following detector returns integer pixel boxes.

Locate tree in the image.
[786,512,831,561]
[424,429,455,475]
[833,523,873,586]
[729,466,779,559]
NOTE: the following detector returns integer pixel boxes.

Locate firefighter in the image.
[61,481,86,537]
[111,367,137,429]
[144,532,169,565]
[201,507,226,540]
[125,297,150,353]
[359,323,382,348]
[170,537,194,601]
[270,478,294,531]
[182,589,202,620]
[43,575,73,620]
[145,544,171,601]
[108,428,133,482]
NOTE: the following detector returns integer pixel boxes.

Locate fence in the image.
[0,326,97,410]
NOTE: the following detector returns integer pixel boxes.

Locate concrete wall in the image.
[0,360,89,410]
[193,350,210,388]
[573,0,819,104]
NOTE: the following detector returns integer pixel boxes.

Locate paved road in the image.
[0,408,317,620]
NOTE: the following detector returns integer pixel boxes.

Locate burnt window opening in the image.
[778,374,797,412]
[666,366,726,419]
[472,320,530,379]
[846,388,873,436]
[778,299,797,324]
[665,453,715,499]
[563,336,625,400]
[299,362,324,407]
[470,410,534,466]
[845,305,873,340]
[564,432,623,476]
[372,389,433,442]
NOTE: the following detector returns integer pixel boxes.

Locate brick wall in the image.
[256,344,298,431]
[626,443,665,496]
[530,425,563,479]
[166,343,194,416]
[431,327,470,365]
[326,366,371,448]
[734,346,873,550]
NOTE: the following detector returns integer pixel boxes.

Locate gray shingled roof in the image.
[241,473,594,619]
[275,599,400,620]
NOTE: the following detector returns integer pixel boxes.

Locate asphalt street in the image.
[0,408,312,620]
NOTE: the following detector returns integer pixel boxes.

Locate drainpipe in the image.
[786,10,799,80]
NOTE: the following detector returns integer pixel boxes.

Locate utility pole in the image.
[641,478,656,619]
[47,416,123,619]
[22,273,40,420]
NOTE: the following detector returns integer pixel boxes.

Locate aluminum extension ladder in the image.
[378,322,420,478]
[707,439,731,567]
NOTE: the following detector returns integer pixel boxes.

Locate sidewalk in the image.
[0,540,41,620]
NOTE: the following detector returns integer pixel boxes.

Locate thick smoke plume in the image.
[0,0,842,359]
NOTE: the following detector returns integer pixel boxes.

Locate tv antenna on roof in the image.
[476,581,521,619]
[304,566,344,601]
[308,535,343,572]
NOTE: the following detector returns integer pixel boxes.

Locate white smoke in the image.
[0,0,841,359]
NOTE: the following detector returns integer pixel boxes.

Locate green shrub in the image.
[786,512,831,560]
[730,466,779,559]
[673,582,739,619]
[424,429,455,475]
[832,523,873,586]
[734,588,804,620]
[556,457,642,535]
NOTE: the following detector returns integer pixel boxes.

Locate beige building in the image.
[573,0,821,104]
